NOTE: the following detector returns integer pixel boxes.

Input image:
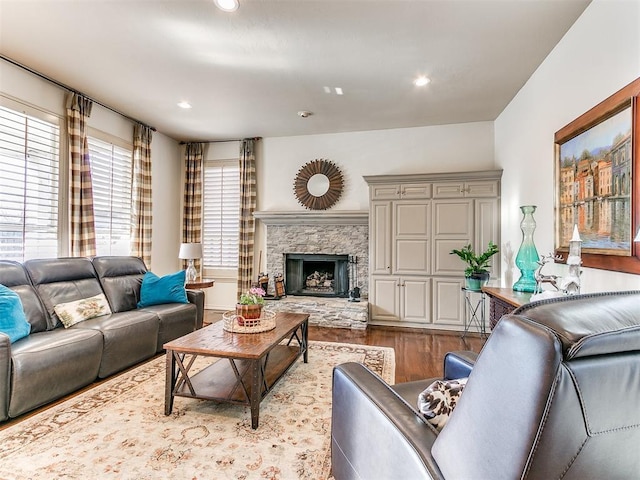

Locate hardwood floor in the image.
[205,310,486,384]
[308,324,485,383]
[1,311,485,430]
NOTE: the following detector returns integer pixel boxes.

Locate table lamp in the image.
[179,242,202,283]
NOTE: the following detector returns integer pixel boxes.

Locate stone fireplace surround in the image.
[253,211,369,329]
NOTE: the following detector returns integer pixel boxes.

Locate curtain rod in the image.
[1,55,157,132]
[179,137,262,145]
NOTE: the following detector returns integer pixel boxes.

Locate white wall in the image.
[150,134,182,275]
[260,121,495,212]
[0,60,182,275]
[495,0,640,291]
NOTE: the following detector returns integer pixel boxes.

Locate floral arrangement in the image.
[238,286,266,305]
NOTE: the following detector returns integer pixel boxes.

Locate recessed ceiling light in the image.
[297,111,313,118]
[414,76,431,87]
[214,0,239,12]
[177,101,192,109]
[323,86,331,94]
[335,87,344,95]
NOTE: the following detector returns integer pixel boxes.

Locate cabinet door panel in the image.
[395,202,430,237]
[371,202,391,275]
[395,239,429,274]
[370,276,400,321]
[402,278,431,324]
[432,200,473,275]
[433,238,472,275]
[433,200,472,236]
[432,278,464,326]
[394,202,430,275]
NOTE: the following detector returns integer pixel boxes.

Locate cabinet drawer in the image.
[399,183,431,199]
[433,181,499,198]
[371,183,432,200]
[433,183,465,198]
[466,181,499,197]
[371,184,400,200]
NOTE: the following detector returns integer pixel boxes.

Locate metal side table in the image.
[461,287,487,338]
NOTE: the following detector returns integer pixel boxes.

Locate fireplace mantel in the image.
[254,210,368,225]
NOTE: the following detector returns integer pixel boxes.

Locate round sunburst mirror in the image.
[293,159,344,210]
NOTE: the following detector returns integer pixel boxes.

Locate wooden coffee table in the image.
[163,311,309,429]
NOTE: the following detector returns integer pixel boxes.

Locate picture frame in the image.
[554,77,640,274]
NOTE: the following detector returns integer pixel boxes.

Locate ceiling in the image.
[0,0,591,142]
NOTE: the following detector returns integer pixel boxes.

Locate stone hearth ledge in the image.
[264,296,368,330]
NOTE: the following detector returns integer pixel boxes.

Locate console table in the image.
[481,286,532,329]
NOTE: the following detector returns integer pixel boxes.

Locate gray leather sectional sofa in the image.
[0,256,204,422]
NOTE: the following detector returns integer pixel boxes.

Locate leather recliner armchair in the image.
[331,290,640,479]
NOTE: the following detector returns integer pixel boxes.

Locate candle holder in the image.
[560,225,582,295]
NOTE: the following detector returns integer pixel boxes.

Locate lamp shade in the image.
[179,243,203,260]
[635,228,640,243]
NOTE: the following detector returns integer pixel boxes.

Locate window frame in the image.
[202,158,240,279]
[87,127,134,257]
[0,95,67,260]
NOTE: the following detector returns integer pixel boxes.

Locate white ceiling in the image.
[0,0,590,142]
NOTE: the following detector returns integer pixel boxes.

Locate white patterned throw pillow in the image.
[417,377,468,431]
[54,293,112,328]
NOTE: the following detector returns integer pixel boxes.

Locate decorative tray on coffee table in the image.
[222,309,276,333]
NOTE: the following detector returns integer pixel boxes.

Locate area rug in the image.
[0,341,394,480]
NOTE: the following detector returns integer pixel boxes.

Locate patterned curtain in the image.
[237,138,257,299]
[66,93,96,257]
[183,143,204,271]
[131,124,153,267]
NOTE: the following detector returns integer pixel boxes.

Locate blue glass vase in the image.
[513,205,539,293]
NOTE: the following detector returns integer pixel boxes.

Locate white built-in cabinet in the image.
[364,170,502,331]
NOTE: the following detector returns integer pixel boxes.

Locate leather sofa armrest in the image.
[443,350,477,379]
[186,289,205,329]
[0,333,10,421]
[332,362,444,480]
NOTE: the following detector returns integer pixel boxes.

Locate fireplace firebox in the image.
[285,253,349,298]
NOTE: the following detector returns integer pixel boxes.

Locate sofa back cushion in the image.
[0,260,49,333]
[24,257,105,329]
[92,256,147,312]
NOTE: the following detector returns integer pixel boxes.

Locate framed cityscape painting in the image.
[554,77,640,274]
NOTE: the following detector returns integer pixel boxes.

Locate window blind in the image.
[0,105,60,261]
[203,160,240,268]
[88,136,133,256]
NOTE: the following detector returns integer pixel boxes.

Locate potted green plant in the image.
[236,286,266,325]
[450,241,499,291]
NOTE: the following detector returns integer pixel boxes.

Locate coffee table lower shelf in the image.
[172,344,301,405]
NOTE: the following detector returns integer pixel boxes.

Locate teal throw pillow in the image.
[137,270,188,308]
[0,284,31,343]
